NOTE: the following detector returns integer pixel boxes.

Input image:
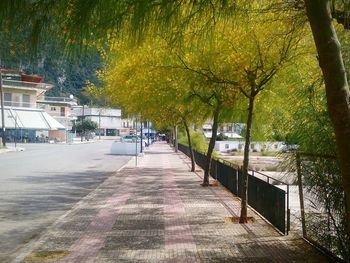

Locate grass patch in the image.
[24,251,69,261]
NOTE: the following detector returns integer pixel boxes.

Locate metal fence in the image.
[178,143,290,234]
[296,152,347,262]
[248,171,287,234]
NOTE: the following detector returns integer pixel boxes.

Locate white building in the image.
[0,69,66,143]
[201,122,244,139]
[120,117,137,136]
[72,106,122,137]
[215,140,285,153]
[37,96,78,129]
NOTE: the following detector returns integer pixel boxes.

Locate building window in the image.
[106,129,117,136]
[51,107,56,111]
[60,107,65,116]
[96,129,105,136]
[12,95,20,107]
[4,93,12,106]
[225,144,229,149]
[22,94,30,107]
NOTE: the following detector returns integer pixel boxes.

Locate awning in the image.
[42,111,66,130]
[0,107,66,130]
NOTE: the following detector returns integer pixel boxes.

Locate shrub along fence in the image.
[296,152,347,262]
[178,143,290,235]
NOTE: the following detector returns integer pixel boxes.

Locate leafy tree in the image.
[73,119,98,141]
[169,3,304,221]
[302,1,350,247]
[4,0,350,239]
[102,38,210,172]
[216,133,228,141]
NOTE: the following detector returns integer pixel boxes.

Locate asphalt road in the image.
[0,141,131,262]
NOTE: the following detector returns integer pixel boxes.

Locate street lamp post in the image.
[147,121,150,146]
[135,116,138,167]
[99,110,101,140]
[81,105,85,142]
[0,69,6,147]
[13,115,17,148]
[140,119,143,153]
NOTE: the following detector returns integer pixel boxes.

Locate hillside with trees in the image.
[0,28,102,102]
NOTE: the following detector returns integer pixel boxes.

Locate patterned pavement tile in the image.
[15,142,329,263]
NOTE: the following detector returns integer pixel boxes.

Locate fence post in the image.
[287,184,290,235]
[236,169,238,195]
[296,153,307,237]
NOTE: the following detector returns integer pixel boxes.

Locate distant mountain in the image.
[0,27,103,103]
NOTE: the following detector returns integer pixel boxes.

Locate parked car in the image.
[121,135,147,148]
[122,135,137,143]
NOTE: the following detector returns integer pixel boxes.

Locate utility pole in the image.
[98,109,101,140]
[0,69,6,147]
[174,125,178,152]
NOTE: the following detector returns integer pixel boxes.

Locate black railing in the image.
[178,143,289,234]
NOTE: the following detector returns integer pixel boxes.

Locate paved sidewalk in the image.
[14,142,327,262]
[0,146,25,154]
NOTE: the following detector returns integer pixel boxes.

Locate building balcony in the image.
[37,96,77,104]
[3,79,53,92]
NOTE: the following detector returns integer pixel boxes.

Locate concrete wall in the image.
[48,130,66,142]
[88,115,121,129]
[110,141,142,155]
[40,104,73,118]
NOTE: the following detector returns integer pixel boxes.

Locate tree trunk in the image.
[240,96,255,223]
[203,107,220,186]
[168,129,173,144]
[304,0,350,250]
[174,125,178,152]
[183,119,196,172]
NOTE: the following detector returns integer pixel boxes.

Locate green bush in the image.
[179,130,208,153]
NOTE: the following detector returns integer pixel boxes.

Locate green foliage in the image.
[73,119,98,133]
[0,24,103,102]
[179,129,208,153]
[299,154,348,260]
[189,132,208,153]
[216,133,228,141]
